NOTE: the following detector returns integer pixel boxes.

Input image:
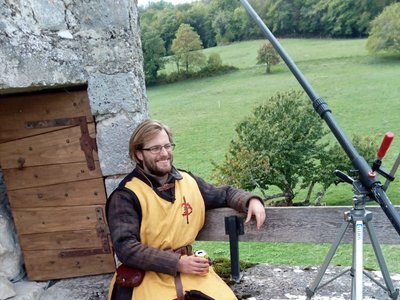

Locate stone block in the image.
[13,280,47,300]
[67,0,132,31]
[30,0,67,31]
[96,112,146,176]
[39,274,112,300]
[0,171,23,281]
[87,72,147,116]
[105,176,127,197]
[0,213,23,281]
[0,276,16,300]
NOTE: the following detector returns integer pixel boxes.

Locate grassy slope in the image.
[147,38,400,270]
[149,38,400,204]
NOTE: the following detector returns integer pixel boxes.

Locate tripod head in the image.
[334,170,372,207]
[240,0,400,237]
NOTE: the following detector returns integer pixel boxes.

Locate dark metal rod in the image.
[225,216,241,281]
[240,0,400,236]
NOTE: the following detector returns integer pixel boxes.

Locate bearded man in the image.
[106,119,266,300]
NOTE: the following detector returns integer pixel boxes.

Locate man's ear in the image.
[136,150,143,162]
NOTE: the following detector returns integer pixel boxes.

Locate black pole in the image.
[225,216,245,281]
[239,0,400,236]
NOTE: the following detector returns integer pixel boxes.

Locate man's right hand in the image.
[177,255,209,276]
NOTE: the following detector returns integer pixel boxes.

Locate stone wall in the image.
[0,0,148,295]
[0,170,23,280]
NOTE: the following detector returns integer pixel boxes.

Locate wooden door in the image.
[0,89,115,280]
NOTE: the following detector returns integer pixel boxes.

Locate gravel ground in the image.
[8,264,400,299]
[231,264,400,300]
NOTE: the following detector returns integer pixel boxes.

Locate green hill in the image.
[147,38,400,206]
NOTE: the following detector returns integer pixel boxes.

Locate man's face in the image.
[136,129,173,178]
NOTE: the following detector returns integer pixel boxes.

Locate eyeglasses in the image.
[141,143,175,154]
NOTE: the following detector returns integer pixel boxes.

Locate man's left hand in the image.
[245,198,266,230]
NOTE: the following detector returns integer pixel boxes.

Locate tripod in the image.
[306,180,399,300]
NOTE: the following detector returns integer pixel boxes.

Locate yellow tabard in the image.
[117,171,237,300]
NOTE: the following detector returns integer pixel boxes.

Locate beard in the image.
[141,153,173,177]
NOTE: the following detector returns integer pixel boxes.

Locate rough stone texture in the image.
[88,72,147,116]
[0,214,23,280]
[96,111,146,177]
[0,0,146,92]
[12,280,48,300]
[0,171,23,281]
[39,274,112,300]
[104,176,127,198]
[231,264,400,300]
[0,276,16,300]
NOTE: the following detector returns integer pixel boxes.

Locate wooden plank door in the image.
[0,90,115,280]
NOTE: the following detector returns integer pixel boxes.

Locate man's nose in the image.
[159,146,169,155]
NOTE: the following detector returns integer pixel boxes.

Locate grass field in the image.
[149,38,400,204]
[146,38,400,270]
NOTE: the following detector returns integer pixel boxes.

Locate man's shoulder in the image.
[175,168,196,179]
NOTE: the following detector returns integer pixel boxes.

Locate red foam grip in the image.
[377,131,395,159]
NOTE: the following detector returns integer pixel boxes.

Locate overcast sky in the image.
[137,0,196,7]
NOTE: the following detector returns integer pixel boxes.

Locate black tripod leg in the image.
[306,221,350,299]
[365,220,399,299]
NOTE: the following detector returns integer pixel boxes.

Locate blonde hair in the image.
[129,119,173,164]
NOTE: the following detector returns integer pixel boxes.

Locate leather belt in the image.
[174,245,192,299]
[174,245,193,256]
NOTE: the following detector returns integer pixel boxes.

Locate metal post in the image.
[352,220,364,300]
[225,215,244,282]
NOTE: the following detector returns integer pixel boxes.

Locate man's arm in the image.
[106,189,181,275]
[191,174,265,228]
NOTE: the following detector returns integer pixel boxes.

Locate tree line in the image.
[139,0,398,84]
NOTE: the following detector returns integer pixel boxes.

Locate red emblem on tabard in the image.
[182,196,193,224]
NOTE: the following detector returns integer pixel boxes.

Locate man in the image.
[106,119,266,300]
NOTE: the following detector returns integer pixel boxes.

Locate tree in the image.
[211,10,236,45]
[171,23,206,74]
[139,2,180,54]
[182,2,216,48]
[141,30,166,84]
[264,0,304,35]
[302,0,394,37]
[158,9,182,54]
[212,90,378,206]
[367,3,400,54]
[212,90,327,205]
[232,6,261,41]
[256,42,280,74]
[311,135,378,204]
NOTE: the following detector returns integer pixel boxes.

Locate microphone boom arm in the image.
[239,0,400,236]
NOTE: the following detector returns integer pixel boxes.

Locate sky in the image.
[137,0,196,7]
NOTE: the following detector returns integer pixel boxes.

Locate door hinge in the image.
[58,207,111,258]
[26,116,97,170]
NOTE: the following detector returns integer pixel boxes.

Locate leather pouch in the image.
[115,264,145,288]
[184,290,215,300]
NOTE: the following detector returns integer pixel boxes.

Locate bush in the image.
[212,90,326,205]
[207,53,223,70]
[212,90,379,206]
[367,3,400,54]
